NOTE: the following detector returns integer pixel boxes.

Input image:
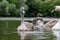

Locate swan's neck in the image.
[20,13,24,24]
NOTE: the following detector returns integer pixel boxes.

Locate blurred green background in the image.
[0,0,60,17]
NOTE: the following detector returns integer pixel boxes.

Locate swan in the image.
[51,6,60,30]
[32,13,47,32]
[52,21,60,40]
[51,6,60,12]
[44,20,57,30]
[50,6,60,40]
[17,6,35,40]
[17,6,35,32]
[33,13,57,31]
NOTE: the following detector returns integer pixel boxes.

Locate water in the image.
[18,31,56,40]
[0,20,58,40]
[52,30,60,40]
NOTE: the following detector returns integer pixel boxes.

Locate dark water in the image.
[0,20,57,40]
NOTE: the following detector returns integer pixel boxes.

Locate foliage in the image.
[0,0,9,16]
[26,0,60,17]
[7,0,20,8]
[0,0,19,17]
[0,0,60,17]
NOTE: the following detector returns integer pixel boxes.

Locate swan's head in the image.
[51,6,60,13]
[20,6,25,14]
[37,13,43,17]
[33,17,44,25]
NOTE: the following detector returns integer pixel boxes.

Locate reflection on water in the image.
[0,20,58,40]
[1,31,56,40]
[52,30,60,40]
[18,31,56,40]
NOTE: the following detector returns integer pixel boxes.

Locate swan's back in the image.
[54,6,60,11]
[25,22,34,31]
[52,20,60,30]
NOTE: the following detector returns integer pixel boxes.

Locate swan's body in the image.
[50,6,60,40]
[52,20,60,30]
[52,20,60,40]
[17,6,34,32]
[44,20,57,29]
[51,6,60,30]
[17,22,30,31]
[36,20,45,32]
[17,22,34,31]
[33,17,46,32]
[51,6,60,12]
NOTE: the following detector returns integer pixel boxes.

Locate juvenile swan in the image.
[17,6,34,32]
[17,6,35,40]
[51,6,60,30]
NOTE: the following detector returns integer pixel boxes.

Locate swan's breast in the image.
[17,23,29,31]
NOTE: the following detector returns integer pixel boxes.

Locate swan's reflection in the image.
[18,31,55,40]
[52,30,60,40]
[52,20,60,40]
[18,31,44,40]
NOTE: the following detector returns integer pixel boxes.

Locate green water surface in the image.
[0,20,56,40]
